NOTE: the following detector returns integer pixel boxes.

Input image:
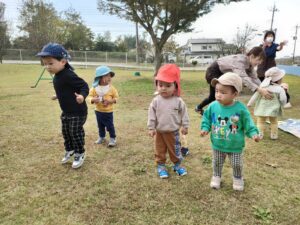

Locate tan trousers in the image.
[256,116,278,139]
[155,131,181,165]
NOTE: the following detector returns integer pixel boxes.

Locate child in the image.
[147,64,189,179]
[200,72,260,191]
[88,66,119,147]
[37,43,89,169]
[195,46,270,115]
[247,67,287,140]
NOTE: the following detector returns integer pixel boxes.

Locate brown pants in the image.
[155,131,182,165]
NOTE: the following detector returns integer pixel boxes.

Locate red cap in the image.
[155,64,181,96]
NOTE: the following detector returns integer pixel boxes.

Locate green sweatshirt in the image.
[201,101,259,153]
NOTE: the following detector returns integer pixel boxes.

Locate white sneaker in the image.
[61,150,74,164]
[284,102,292,109]
[72,153,85,169]
[95,137,105,144]
[108,138,116,147]
[233,177,244,191]
[210,176,221,189]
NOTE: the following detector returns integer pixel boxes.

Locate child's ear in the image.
[61,58,68,65]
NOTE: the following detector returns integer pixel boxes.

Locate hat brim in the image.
[36,52,54,57]
[211,78,219,87]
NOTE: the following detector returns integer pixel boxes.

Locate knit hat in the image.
[211,72,243,93]
[92,66,115,87]
[155,64,181,96]
[260,67,285,88]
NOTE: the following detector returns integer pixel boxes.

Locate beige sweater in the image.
[147,95,189,132]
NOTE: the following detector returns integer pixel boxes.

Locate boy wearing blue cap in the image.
[88,66,119,147]
[37,43,89,169]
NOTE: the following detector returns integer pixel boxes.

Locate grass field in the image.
[0,64,300,225]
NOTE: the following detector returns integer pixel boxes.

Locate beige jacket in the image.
[217,54,261,92]
[147,95,189,132]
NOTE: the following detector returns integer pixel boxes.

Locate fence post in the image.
[84,51,87,69]
[106,52,108,62]
[19,49,23,61]
[126,52,128,64]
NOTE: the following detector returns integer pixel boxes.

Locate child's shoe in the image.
[108,138,117,147]
[61,150,74,164]
[157,164,169,179]
[95,137,105,144]
[233,177,244,191]
[72,153,85,169]
[181,147,189,157]
[210,176,221,189]
[173,164,187,176]
[283,102,292,109]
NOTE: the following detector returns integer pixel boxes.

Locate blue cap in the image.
[36,43,71,60]
[92,66,115,87]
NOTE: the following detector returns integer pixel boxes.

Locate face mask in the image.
[266,37,274,43]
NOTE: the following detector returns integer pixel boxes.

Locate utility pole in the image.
[270,3,279,31]
[135,22,140,65]
[292,25,299,65]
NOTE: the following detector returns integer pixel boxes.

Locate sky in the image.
[2,0,300,58]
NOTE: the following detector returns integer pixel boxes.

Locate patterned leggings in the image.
[213,150,243,178]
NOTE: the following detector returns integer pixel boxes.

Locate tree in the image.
[93,32,117,51]
[18,0,62,50]
[0,2,11,63]
[115,34,136,52]
[61,8,94,50]
[97,0,247,74]
[233,23,257,53]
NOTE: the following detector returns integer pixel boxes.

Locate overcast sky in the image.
[2,0,300,58]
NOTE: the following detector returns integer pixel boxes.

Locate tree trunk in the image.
[153,46,163,76]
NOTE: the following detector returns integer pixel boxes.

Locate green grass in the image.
[0,64,300,225]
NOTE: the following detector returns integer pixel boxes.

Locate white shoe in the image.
[95,137,105,144]
[72,153,85,169]
[270,133,278,140]
[284,102,292,109]
[61,150,74,164]
[233,177,244,191]
[210,176,221,189]
[108,138,116,147]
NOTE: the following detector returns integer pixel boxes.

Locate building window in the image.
[208,45,212,49]
[202,46,207,50]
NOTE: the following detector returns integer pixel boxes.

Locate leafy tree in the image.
[94,32,117,51]
[61,8,94,50]
[18,0,62,49]
[97,0,248,74]
[0,2,11,63]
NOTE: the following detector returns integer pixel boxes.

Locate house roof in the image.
[187,38,224,44]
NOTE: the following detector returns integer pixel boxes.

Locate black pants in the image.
[61,113,87,154]
[197,62,223,110]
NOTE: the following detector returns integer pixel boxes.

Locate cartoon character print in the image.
[229,113,240,135]
[217,115,229,139]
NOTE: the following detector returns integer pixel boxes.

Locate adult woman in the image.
[195,46,272,115]
[257,30,286,82]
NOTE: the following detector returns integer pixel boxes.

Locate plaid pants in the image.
[212,150,243,178]
[61,113,87,154]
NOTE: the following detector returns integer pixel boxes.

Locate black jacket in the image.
[53,68,89,116]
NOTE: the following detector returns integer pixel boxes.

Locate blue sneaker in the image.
[157,165,169,179]
[181,147,189,157]
[173,164,187,176]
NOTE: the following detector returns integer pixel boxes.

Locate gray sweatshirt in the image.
[147,95,189,132]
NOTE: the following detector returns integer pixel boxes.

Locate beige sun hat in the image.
[211,72,243,93]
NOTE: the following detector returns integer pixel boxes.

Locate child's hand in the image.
[200,130,209,137]
[148,130,156,137]
[252,134,260,142]
[74,92,84,104]
[92,97,100,104]
[51,95,57,100]
[181,127,188,135]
